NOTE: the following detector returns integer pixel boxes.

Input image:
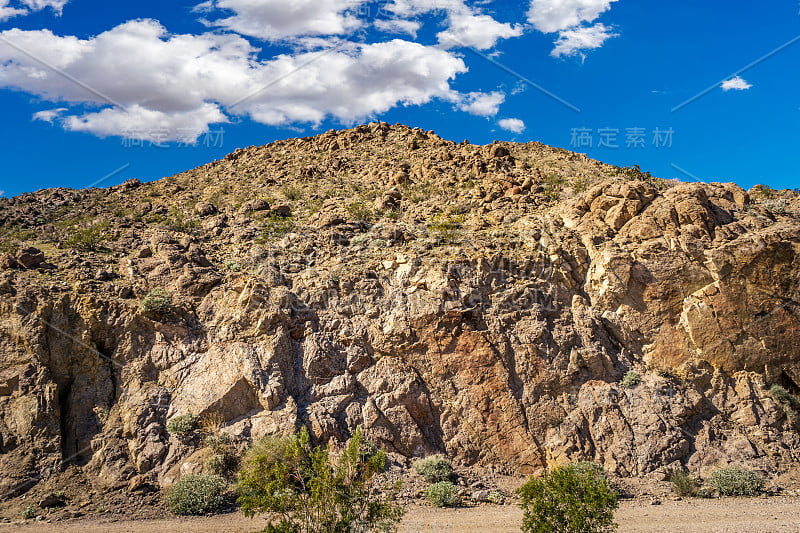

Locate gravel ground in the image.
[4,497,800,533]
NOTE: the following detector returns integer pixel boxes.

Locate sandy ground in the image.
[4,497,800,532]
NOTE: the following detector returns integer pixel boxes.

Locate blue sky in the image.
[0,0,798,198]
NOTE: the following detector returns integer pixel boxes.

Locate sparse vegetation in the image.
[282,185,303,201]
[769,384,800,412]
[346,200,375,224]
[428,212,465,244]
[203,432,239,479]
[224,261,243,272]
[141,288,173,317]
[487,490,505,505]
[165,474,228,516]
[667,469,701,497]
[62,221,110,251]
[543,175,565,200]
[620,371,641,389]
[412,454,453,483]
[167,413,199,436]
[257,214,294,242]
[237,426,404,532]
[163,206,199,234]
[22,505,36,519]
[425,481,462,508]
[708,466,764,496]
[518,462,618,533]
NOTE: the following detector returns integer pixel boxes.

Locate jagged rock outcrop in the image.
[0,123,799,502]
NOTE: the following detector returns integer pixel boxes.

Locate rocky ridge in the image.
[0,122,799,514]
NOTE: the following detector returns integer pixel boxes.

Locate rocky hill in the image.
[0,123,799,512]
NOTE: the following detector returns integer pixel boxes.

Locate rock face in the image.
[0,123,799,501]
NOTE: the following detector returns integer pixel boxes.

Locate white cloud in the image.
[32,107,66,123]
[551,23,616,57]
[20,0,68,13]
[528,0,618,57]
[457,91,505,116]
[0,21,468,140]
[498,118,525,133]
[0,0,67,21]
[721,76,752,91]
[374,18,421,37]
[438,11,523,50]
[196,0,367,41]
[381,0,522,50]
[527,0,617,33]
[0,0,26,21]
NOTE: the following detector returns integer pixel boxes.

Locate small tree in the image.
[518,462,618,533]
[237,426,404,533]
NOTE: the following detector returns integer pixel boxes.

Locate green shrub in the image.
[165,474,228,516]
[63,222,109,251]
[487,490,504,505]
[666,469,700,497]
[425,481,462,508]
[257,215,294,242]
[282,186,303,201]
[769,385,800,411]
[237,426,404,532]
[163,207,199,234]
[620,371,641,389]
[543,175,565,200]
[167,413,199,436]
[22,505,36,519]
[203,433,239,479]
[708,466,763,496]
[224,261,243,272]
[518,462,618,533]
[346,200,375,223]
[412,455,453,483]
[141,288,173,316]
[428,213,464,244]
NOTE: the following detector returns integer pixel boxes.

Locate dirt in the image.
[4,497,800,533]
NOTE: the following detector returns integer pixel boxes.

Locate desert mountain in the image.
[0,122,799,504]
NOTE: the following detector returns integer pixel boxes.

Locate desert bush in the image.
[22,505,36,519]
[428,213,464,244]
[167,413,199,436]
[518,462,618,533]
[203,432,238,478]
[425,481,462,508]
[412,455,453,483]
[487,490,505,505]
[543,175,565,200]
[666,469,700,497]
[141,288,173,316]
[620,371,641,388]
[165,474,228,516]
[769,385,800,411]
[708,466,763,496]
[163,207,199,234]
[346,200,375,224]
[237,426,404,532]
[282,185,303,201]
[63,222,109,251]
[257,214,294,242]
